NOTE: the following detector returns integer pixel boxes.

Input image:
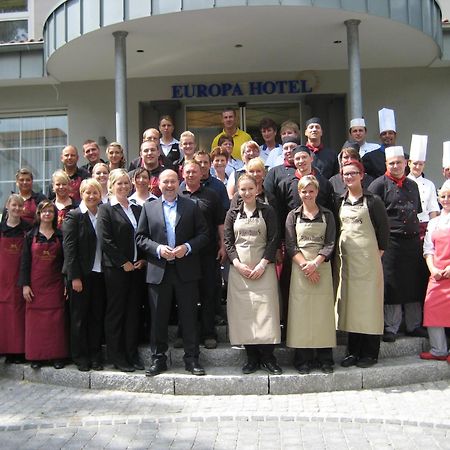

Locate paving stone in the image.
[0,363,24,381]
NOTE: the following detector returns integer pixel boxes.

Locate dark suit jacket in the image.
[136,195,209,284]
[97,201,142,268]
[62,207,98,279]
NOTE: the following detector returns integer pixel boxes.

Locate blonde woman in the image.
[51,170,77,228]
[92,162,110,203]
[106,142,126,170]
[62,179,106,371]
[97,169,146,372]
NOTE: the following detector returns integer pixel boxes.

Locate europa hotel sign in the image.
[171,79,313,99]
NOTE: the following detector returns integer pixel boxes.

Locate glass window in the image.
[0,19,28,41]
[0,113,68,208]
[0,0,27,13]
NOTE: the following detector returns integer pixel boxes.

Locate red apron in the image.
[25,237,68,360]
[0,235,25,353]
[423,226,450,327]
[22,197,37,225]
[69,177,82,203]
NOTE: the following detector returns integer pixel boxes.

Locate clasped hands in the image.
[300,261,320,284]
[160,244,188,261]
[234,259,267,280]
[431,265,450,281]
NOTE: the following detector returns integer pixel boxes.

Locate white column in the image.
[113,31,128,160]
[345,19,362,119]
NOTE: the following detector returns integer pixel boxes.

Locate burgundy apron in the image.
[423,226,450,327]
[22,197,37,225]
[0,235,25,353]
[25,236,68,360]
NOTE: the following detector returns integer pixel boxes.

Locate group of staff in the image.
[1,109,450,377]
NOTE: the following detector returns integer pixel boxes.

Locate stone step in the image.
[138,336,428,368]
[1,355,449,396]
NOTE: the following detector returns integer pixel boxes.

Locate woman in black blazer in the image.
[62,178,106,372]
[97,169,146,372]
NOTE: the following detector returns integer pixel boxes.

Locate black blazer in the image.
[136,195,209,284]
[62,207,98,280]
[97,201,142,268]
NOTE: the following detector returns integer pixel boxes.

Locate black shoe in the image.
[295,363,310,375]
[53,360,65,370]
[356,357,377,368]
[261,361,283,375]
[145,360,168,377]
[13,355,25,364]
[130,356,145,370]
[4,355,14,364]
[185,361,205,376]
[321,364,334,374]
[30,361,41,369]
[91,361,103,371]
[406,327,428,338]
[242,361,260,374]
[113,362,135,373]
[382,331,397,342]
[77,363,90,372]
[341,355,358,368]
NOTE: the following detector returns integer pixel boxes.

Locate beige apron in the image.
[227,210,281,345]
[336,198,383,334]
[287,214,336,348]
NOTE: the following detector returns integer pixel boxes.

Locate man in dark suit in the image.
[136,169,209,376]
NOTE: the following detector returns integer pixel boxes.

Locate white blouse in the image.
[423,212,450,256]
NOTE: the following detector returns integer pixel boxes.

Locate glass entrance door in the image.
[185,102,301,151]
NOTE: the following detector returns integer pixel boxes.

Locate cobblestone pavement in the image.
[1,379,450,449]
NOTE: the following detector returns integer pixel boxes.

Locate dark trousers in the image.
[347,332,380,360]
[199,249,219,340]
[148,264,199,365]
[294,348,334,366]
[104,267,144,365]
[69,271,106,365]
[245,344,276,364]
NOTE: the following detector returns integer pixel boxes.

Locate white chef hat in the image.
[378,108,396,134]
[349,118,366,130]
[409,134,428,162]
[440,180,450,193]
[443,142,450,168]
[385,146,404,160]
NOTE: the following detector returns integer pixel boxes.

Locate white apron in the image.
[227,210,281,345]
[336,198,384,334]
[287,214,336,348]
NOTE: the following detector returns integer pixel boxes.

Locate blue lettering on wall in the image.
[171,79,313,98]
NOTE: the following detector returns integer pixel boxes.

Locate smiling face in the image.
[293,151,313,174]
[439,189,450,212]
[107,146,123,166]
[212,155,227,172]
[282,142,297,163]
[247,166,265,186]
[261,127,276,144]
[180,136,196,158]
[133,170,150,191]
[194,154,211,179]
[83,143,100,164]
[53,178,69,199]
[238,178,257,206]
[299,183,318,205]
[81,185,101,210]
[342,163,363,190]
[111,175,131,200]
[380,130,396,146]
[7,198,24,220]
[159,170,179,201]
[140,141,160,168]
[92,165,109,187]
[40,204,56,224]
